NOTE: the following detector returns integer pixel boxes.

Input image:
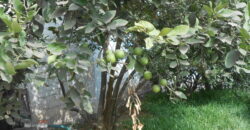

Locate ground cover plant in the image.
[119,90,250,130]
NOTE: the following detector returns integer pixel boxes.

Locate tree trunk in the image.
[97,37,126,130]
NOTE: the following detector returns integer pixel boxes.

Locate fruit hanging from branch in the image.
[152,84,161,93]
[139,56,149,65]
[133,47,144,56]
[115,49,125,59]
[143,71,152,80]
[159,79,168,86]
[106,52,116,63]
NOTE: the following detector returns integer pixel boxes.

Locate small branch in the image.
[97,33,110,115]
[56,72,66,97]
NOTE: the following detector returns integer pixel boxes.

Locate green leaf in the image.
[238,48,247,56]
[72,0,87,6]
[64,13,76,30]
[12,0,25,14]
[15,59,38,70]
[81,96,93,114]
[10,21,22,33]
[236,3,246,9]
[101,10,116,24]
[218,9,242,18]
[211,53,219,63]
[85,23,96,33]
[0,49,10,62]
[186,38,204,44]
[0,13,12,28]
[147,29,160,36]
[179,60,190,66]
[225,50,240,68]
[127,56,135,69]
[218,35,233,45]
[243,3,250,30]
[248,2,250,17]
[167,25,189,36]
[214,2,227,12]
[0,71,12,83]
[19,31,26,46]
[204,38,214,47]
[159,28,172,36]
[54,60,65,69]
[235,66,250,74]
[68,3,81,11]
[27,10,38,22]
[134,20,155,32]
[239,43,250,51]
[4,62,16,75]
[144,37,154,49]
[203,5,213,16]
[240,28,250,40]
[47,42,67,55]
[169,61,177,68]
[165,54,177,60]
[65,58,76,69]
[68,87,81,108]
[107,19,128,30]
[126,26,143,32]
[179,44,189,54]
[5,117,15,125]
[99,0,108,5]
[167,36,180,45]
[0,58,5,70]
[134,62,144,73]
[47,55,57,64]
[174,91,187,99]
[51,7,67,18]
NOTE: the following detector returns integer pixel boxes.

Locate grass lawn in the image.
[119,89,250,130]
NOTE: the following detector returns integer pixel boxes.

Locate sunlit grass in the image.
[120,89,250,130]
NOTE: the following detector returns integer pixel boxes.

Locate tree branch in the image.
[56,72,66,97]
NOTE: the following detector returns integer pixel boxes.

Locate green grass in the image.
[119,90,250,130]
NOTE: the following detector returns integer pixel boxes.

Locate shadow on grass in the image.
[119,89,250,130]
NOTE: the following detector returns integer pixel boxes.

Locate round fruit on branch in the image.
[159,79,168,86]
[106,53,116,63]
[114,49,125,59]
[152,84,161,93]
[143,71,152,80]
[133,47,143,56]
[106,49,113,55]
[139,56,149,65]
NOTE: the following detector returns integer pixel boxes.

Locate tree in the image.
[0,0,43,126]
[0,0,249,130]
[129,0,250,98]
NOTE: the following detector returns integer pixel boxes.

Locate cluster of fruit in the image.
[104,47,148,64]
[105,49,126,63]
[143,71,168,93]
[103,47,168,93]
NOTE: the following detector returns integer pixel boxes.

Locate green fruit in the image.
[139,57,149,65]
[143,71,152,80]
[159,79,168,86]
[133,47,143,56]
[106,50,113,55]
[152,85,161,93]
[114,50,125,59]
[106,53,116,63]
